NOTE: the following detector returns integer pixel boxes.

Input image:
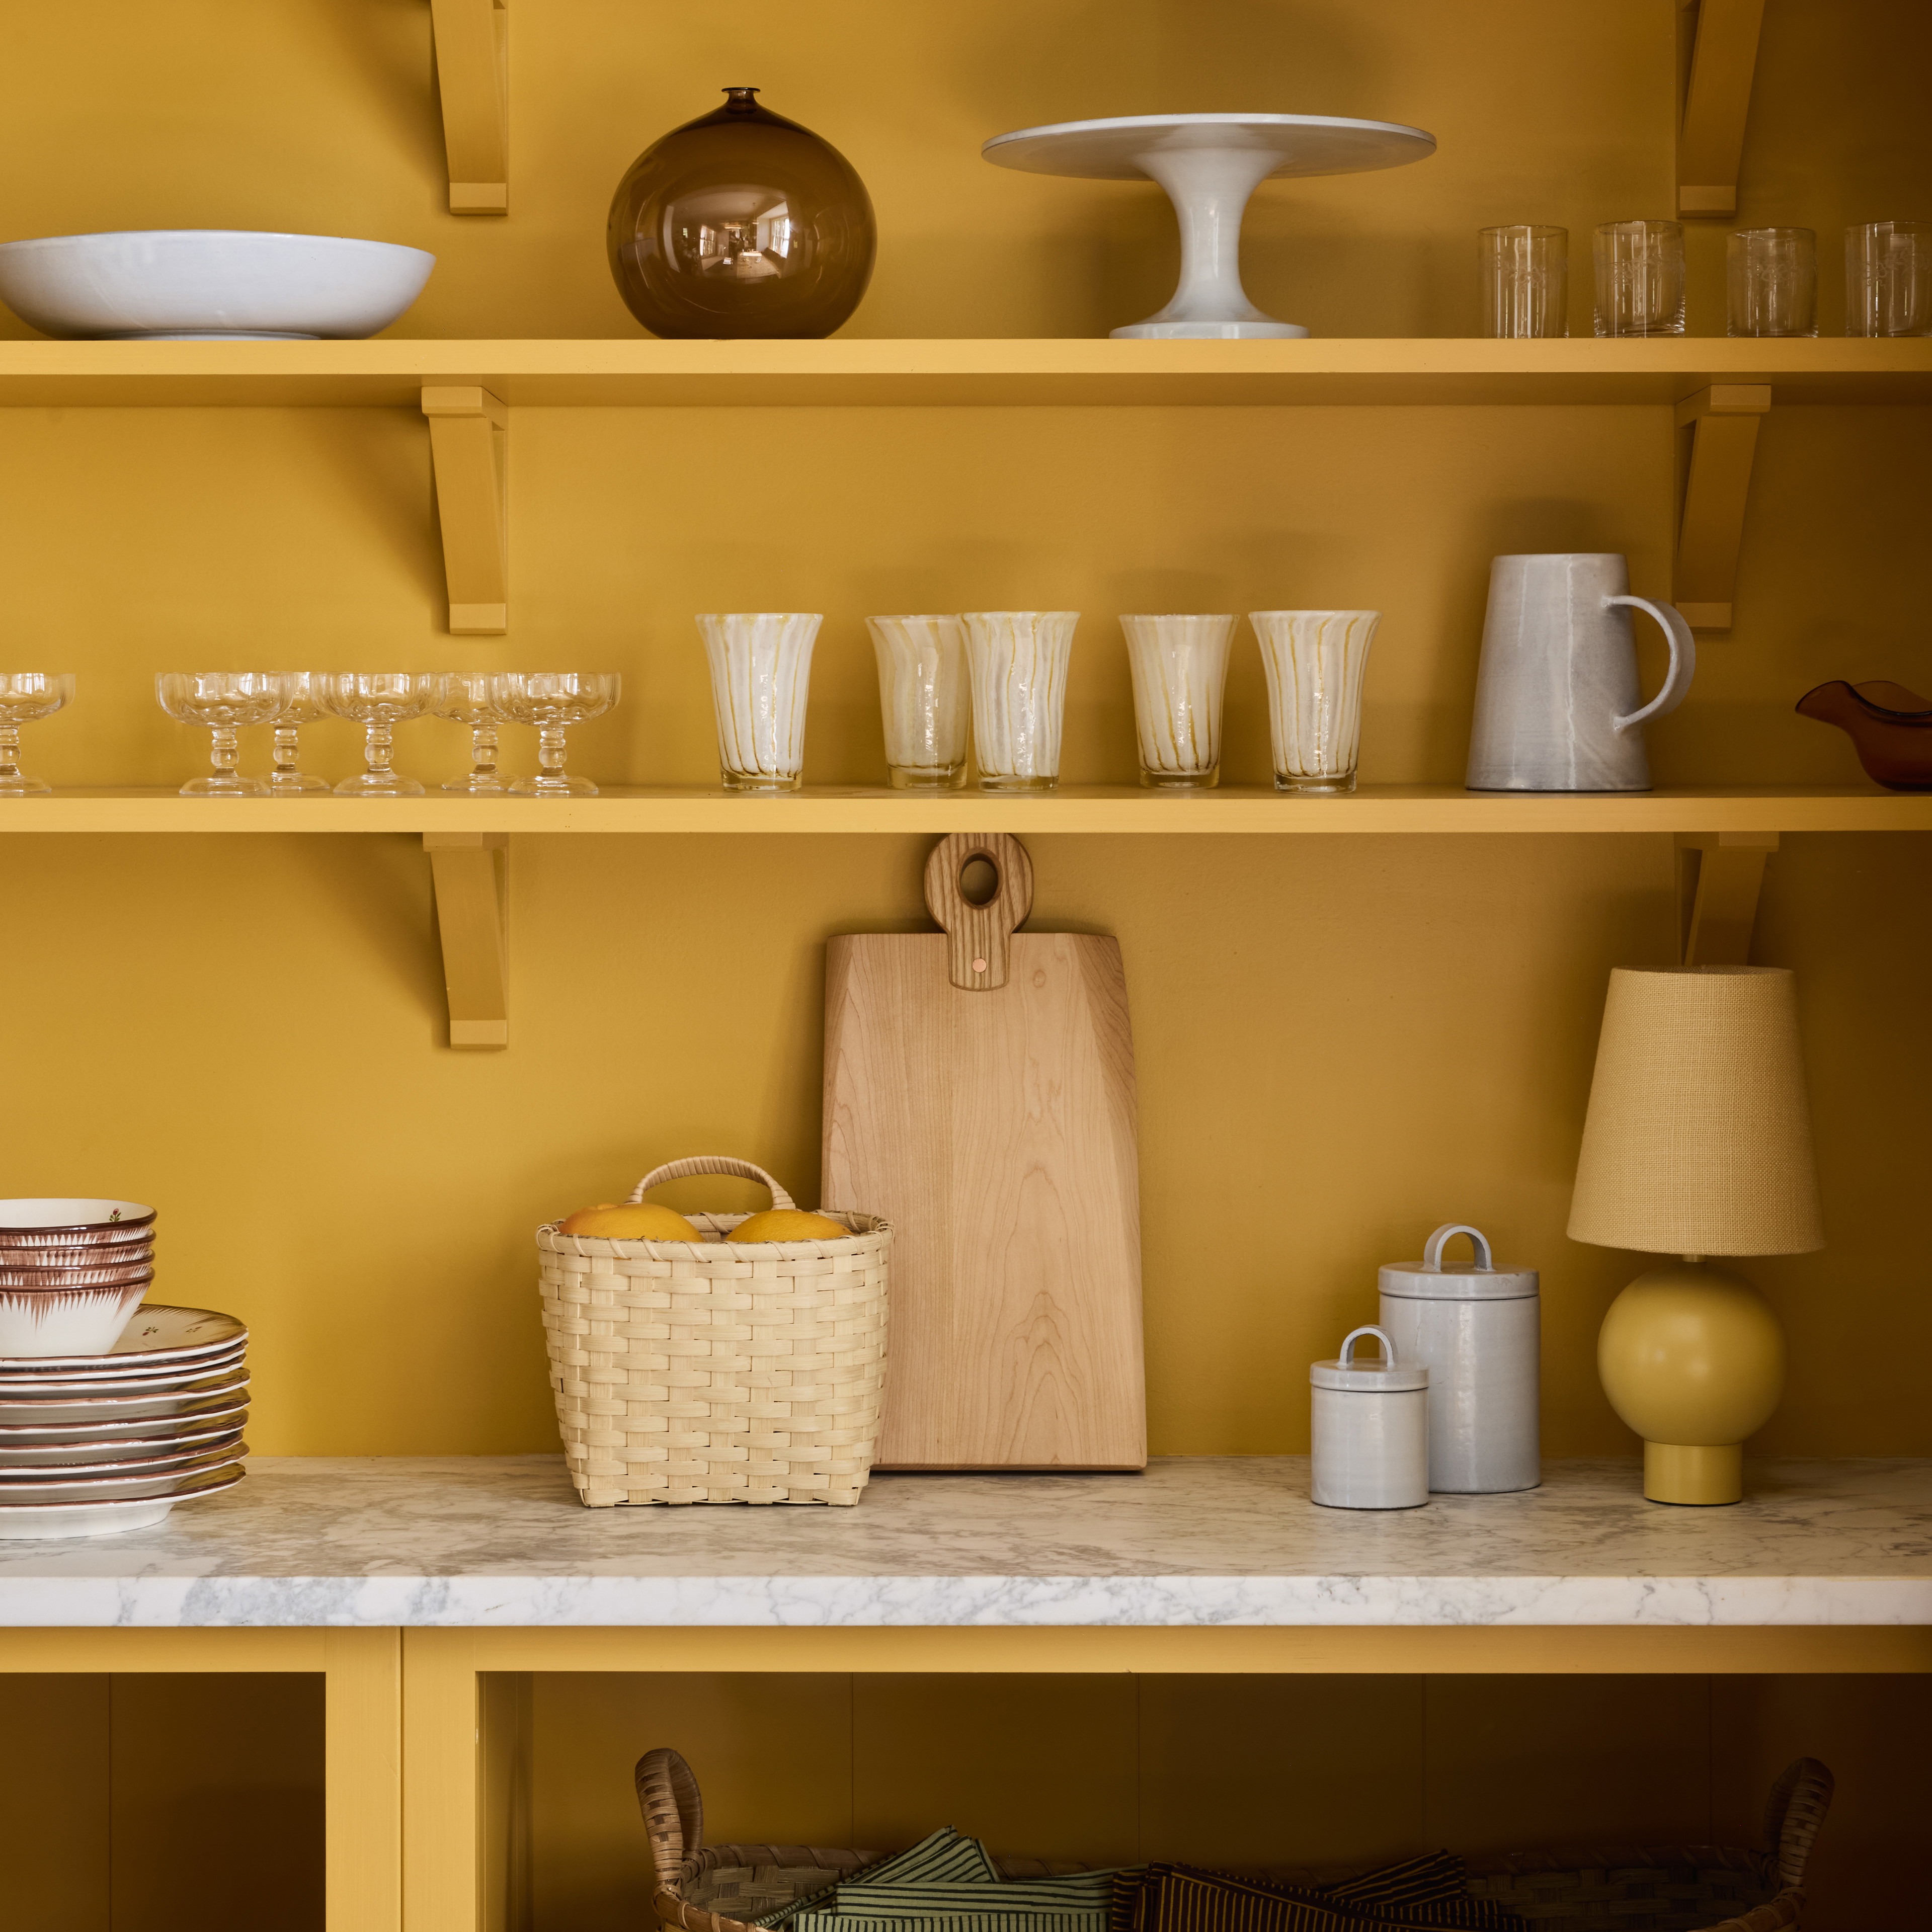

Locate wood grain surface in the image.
[822,926,1146,1469]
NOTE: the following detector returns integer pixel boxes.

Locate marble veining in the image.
[0,1456,1925,1628]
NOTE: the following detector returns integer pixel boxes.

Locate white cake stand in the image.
[982,113,1436,339]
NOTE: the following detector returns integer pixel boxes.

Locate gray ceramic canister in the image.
[1309,1325,1429,1510]
[1378,1223,1540,1495]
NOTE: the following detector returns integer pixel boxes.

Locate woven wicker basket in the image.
[634,1749,1830,1932]
[539,1157,889,1506]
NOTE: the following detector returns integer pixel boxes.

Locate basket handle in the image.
[635,1747,705,1890]
[627,1157,795,1212]
[1762,1756,1833,1889]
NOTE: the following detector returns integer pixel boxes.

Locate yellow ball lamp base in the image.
[1597,1260,1786,1506]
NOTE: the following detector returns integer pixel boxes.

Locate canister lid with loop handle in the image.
[1379,1223,1539,1302]
[1310,1325,1428,1391]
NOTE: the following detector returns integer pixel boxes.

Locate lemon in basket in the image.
[727,1209,850,1243]
[559,1202,703,1240]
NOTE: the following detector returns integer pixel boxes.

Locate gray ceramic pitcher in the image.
[1466,553,1695,791]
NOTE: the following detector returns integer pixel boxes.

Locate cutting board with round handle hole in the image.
[821,832,1146,1469]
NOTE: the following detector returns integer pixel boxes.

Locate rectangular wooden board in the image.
[823,931,1146,1469]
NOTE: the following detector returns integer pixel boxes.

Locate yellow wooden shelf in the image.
[5,784,1927,834]
[0,338,1928,409]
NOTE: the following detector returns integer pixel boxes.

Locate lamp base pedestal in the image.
[1644,1440,1744,1505]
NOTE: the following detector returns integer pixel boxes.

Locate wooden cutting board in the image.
[821,832,1145,1469]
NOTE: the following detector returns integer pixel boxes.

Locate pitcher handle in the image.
[1606,594,1697,733]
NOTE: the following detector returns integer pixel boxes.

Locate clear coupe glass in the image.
[0,673,75,796]
[319,673,434,796]
[490,672,621,796]
[432,672,517,793]
[155,672,281,796]
[264,672,331,794]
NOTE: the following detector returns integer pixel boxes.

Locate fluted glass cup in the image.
[866,615,968,789]
[0,673,74,796]
[155,672,281,796]
[961,611,1078,791]
[698,614,820,791]
[1728,227,1817,338]
[320,673,434,796]
[1479,225,1567,338]
[1249,610,1380,794]
[1847,222,1932,336]
[1593,220,1685,336]
[491,672,620,796]
[432,672,517,793]
[265,673,331,794]
[1120,615,1234,788]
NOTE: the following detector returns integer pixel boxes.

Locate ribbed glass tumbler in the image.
[1120,614,1234,788]
[865,615,968,789]
[698,613,822,791]
[1249,610,1380,794]
[961,611,1078,792]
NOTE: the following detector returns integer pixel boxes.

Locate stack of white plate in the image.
[0,1305,249,1540]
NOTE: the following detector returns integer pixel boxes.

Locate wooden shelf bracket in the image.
[422,385,509,636]
[430,0,508,215]
[1676,830,1777,965]
[1675,383,1769,632]
[425,832,509,1049]
[1678,0,1765,219]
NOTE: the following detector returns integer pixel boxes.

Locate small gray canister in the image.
[1379,1223,1540,1495]
[1309,1325,1429,1510]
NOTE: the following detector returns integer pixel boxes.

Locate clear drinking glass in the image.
[264,673,331,794]
[1845,222,1931,337]
[960,611,1079,792]
[319,673,434,796]
[431,672,517,793]
[155,672,281,796]
[0,673,74,796]
[1728,227,1817,337]
[491,672,621,796]
[1249,610,1381,794]
[1593,220,1685,337]
[697,614,820,792]
[1479,225,1567,338]
[1120,615,1234,788]
[865,615,969,789]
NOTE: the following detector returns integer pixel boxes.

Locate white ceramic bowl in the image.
[0,230,435,340]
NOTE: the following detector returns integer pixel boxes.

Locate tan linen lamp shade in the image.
[1569,966,1822,1506]
[1569,965,1823,1255]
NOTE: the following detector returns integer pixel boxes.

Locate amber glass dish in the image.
[606,88,876,340]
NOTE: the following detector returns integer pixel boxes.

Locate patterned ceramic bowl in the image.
[0,1282,148,1358]
[0,1260,154,1290]
[0,1199,156,1247]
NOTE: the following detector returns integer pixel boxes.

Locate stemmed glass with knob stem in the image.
[431,672,518,793]
[155,672,281,796]
[0,674,74,796]
[491,672,621,796]
[320,673,434,796]
[264,673,331,794]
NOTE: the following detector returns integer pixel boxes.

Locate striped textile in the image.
[832,1878,1124,1916]
[1324,1856,1472,1911]
[794,1913,1102,1932]
[752,1831,1001,1929]
[1114,1865,1525,1932]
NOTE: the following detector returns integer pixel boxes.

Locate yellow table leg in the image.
[405,1629,481,1932]
[328,1628,404,1932]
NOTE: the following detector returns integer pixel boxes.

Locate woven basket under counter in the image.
[539,1156,890,1506]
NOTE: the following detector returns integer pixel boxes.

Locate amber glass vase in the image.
[606,88,876,339]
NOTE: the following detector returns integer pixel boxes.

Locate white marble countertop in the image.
[1,1456,1927,1628]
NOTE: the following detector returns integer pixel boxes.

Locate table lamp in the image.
[1568,965,1823,1505]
